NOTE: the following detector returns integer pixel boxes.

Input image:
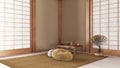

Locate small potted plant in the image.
[92,35,107,56]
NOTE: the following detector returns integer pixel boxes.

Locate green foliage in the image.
[92,35,107,53]
[92,35,107,45]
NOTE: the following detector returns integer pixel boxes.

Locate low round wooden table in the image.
[57,45,83,54]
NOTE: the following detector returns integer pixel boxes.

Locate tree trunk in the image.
[98,45,101,53]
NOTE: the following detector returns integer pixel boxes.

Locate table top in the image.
[57,44,83,48]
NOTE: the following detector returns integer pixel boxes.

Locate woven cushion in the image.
[52,48,73,61]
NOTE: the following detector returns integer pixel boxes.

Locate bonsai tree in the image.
[92,35,107,53]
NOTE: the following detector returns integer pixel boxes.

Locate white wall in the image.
[62,0,79,43]
[78,0,86,46]
[36,0,58,51]
[62,0,86,46]
[36,0,86,51]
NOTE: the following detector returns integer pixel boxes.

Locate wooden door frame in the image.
[88,0,120,56]
[85,0,91,53]
[0,0,36,57]
[30,0,36,52]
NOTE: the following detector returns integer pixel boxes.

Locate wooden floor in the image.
[0,52,120,68]
[78,56,120,68]
[0,52,47,60]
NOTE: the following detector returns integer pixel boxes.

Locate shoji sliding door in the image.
[92,0,120,55]
[0,0,35,56]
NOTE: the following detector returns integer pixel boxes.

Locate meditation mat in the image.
[0,53,107,68]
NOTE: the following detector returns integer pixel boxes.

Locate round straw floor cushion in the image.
[52,48,73,61]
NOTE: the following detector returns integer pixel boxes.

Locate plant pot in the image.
[94,53,104,56]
